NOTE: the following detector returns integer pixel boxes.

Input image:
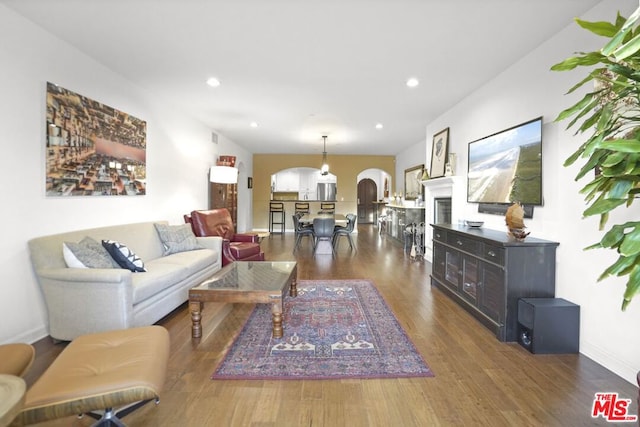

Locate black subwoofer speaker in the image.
[517,298,580,354]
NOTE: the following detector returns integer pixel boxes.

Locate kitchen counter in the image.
[271,194,336,202]
[383,204,425,249]
[266,200,343,231]
[386,203,425,209]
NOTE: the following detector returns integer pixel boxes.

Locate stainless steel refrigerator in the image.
[316,183,337,201]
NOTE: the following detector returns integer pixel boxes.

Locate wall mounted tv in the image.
[467,117,542,215]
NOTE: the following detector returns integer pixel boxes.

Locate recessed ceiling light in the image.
[250,122,258,128]
[375,123,383,129]
[406,77,419,88]
[206,77,221,87]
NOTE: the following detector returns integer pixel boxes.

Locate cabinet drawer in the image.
[447,233,478,253]
[433,228,446,243]
[482,244,504,265]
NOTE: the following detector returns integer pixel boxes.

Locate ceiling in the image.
[2,0,602,156]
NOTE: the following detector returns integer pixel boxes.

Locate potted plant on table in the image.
[552,6,640,310]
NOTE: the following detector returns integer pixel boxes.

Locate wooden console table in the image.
[430,224,559,342]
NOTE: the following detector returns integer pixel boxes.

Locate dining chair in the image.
[312,217,335,256]
[293,214,315,251]
[333,213,357,250]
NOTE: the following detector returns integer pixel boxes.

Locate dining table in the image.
[299,213,348,226]
[298,213,348,255]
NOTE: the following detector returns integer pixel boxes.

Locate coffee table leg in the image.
[190,300,203,338]
[289,277,297,297]
[271,300,283,338]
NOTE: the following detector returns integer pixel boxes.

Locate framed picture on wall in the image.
[404,164,424,200]
[430,127,449,178]
[45,82,147,196]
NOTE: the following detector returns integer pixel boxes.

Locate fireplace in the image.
[434,197,452,224]
[421,176,462,260]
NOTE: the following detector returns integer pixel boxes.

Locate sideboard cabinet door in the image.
[479,263,505,329]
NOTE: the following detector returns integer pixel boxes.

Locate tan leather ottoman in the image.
[11,325,169,426]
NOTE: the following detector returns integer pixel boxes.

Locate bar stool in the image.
[319,202,335,214]
[295,202,310,215]
[269,202,285,234]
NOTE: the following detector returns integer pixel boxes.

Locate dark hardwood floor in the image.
[24,224,638,426]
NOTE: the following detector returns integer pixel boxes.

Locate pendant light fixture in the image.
[321,135,329,176]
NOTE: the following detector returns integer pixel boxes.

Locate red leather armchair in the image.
[185,209,265,266]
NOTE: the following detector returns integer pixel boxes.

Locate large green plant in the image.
[552,7,640,310]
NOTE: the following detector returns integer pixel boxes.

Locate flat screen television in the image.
[467,116,543,209]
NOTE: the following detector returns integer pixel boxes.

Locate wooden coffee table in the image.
[189,261,297,339]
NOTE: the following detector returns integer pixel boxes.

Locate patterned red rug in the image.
[211,279,433,380]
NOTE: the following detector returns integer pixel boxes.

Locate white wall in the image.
[0,5,252,344]
[424,0,639,384]
[395,139,427,197]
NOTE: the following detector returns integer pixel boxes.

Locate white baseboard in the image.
[2,325,49,345]
[580,341,638,386]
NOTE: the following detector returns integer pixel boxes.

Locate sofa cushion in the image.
[102,240,147,272]
[63,237,118,269]
[155,249,218,274]
[154,223,201,255]
[131,249,216,303]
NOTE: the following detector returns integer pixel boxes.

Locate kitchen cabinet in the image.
[274,170,299,192]
[430,224,558,342]
[298,170,317,200]
[272,168,335,199]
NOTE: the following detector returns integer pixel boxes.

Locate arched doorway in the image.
[357,178,377,224]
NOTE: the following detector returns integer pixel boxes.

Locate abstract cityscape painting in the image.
[46,82,147,196]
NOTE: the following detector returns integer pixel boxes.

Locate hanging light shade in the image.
[321,135,329,176]
[209,165,238,184]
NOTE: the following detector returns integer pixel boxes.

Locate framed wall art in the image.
[404,164,425,200]
[430,127,449,178]
[46,82,147,196]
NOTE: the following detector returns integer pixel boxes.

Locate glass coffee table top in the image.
[192,261,297,293]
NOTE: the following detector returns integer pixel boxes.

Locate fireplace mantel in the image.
[420,176,462,191]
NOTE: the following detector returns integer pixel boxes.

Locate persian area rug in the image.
[211,279,434,380]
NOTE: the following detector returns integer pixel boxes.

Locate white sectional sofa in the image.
[28,221,222,341]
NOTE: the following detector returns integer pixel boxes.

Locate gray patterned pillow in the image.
[154,223,202,255]
[63,236,118,269]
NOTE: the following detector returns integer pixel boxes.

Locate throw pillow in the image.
[63,236,118,269]
[154,223,201,255]
[101,240,146,272]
